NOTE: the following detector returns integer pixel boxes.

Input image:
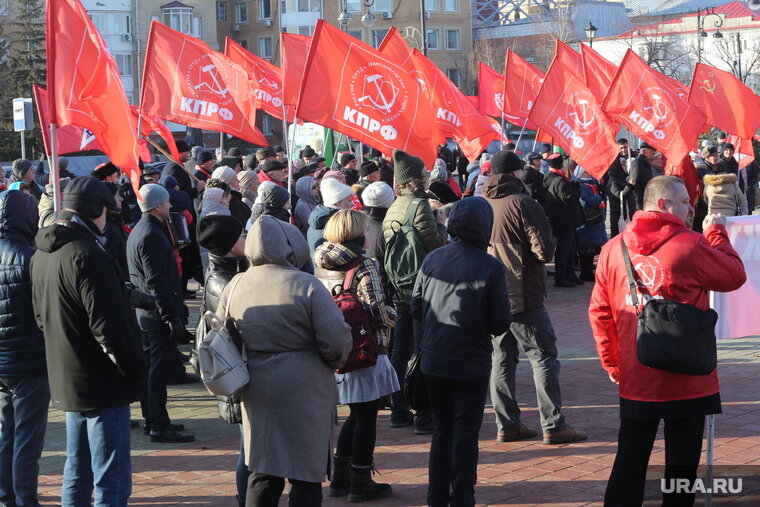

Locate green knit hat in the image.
[393,149,424,185]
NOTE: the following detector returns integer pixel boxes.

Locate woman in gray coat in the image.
[217,215,352,507]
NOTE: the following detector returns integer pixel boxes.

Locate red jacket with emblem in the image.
[588,210,746,402]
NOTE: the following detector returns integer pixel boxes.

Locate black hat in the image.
[639,142,655,151]
[259,182,290,208]
[301,147,316,158]
[546,152,564,169]
[261,160,285,173]
[91,162,120,180]
[227,147,243,157]
[428,181,460,204]
[295,163,318,180]
[540,143,552,154]
[359,160,379,177]
[11,159,32,181]
[143,164,162,176]
[62,176,116,219]
[273,145,285,154]
[721,142,735,151]
[198,215,244,256]
[175,140,191,153]
[340,153,356,167]
[526,151,542,162]
[393,149,424,185]
[256,148,274,161]
[491,151,523,175]
[220,156,241,169]
[197,150,214,165]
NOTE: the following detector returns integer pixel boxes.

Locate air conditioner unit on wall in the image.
[122,33,132,41]
[382,11,393,19]
[232,24,241,31]
[264,18,273,26]
[424,11,430,19]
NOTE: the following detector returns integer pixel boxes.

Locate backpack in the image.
[383,198,427,303]
[333,258,378,374]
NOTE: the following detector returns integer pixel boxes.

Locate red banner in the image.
[529,57,619,179]
[225,37,289,121]
[500,53,542,128]
[689,63,760,140]
[141,21,267,146]
[728,134,755,170]
[281,33,311,121]
[46,0,140,184]
[555,40,583,78]
[478,62,505,118]
[33,84,102,156]
[377,27,413,67]
[296,19,437,168]
[580,44,617,103]
[602,49,706,165]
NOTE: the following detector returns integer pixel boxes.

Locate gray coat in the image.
[217,216,352,483]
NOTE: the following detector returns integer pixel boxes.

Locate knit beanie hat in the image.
[220,156,241,169]
[11,159,33,181]
[211,166,236,184]
[359,160,379,177]
[198,215,244,256]
[320,178,353,207]
[203,187,225,204]
[91,162,120,180]
[62,176,117,218]
[159,175,179,190]
[45,177,71,196]
[491,151,523,175]
[261,160,285,173]
[197,150,214,165]
[362,182,395,209]
[273,145,285,154]
[237,169,258,188]
[259,182,290,208]
[340,153,356,167]
[175,140,191,153]
[138,183,170,212]
[393,149,424,185]
[322,170,345,182]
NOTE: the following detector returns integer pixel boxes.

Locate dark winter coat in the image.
[606,156,630,197]
[630,153,654,210]
[543,171,583,234]
[307,205,340,255]
[162,161,198,199]
[484,173,556,314]
[0,191,45,378]
[411,198,510,379]
[363,206,387,260]
[30,211,146,411]
[716,155,744,192]
[103,212,129,281]
[127,213,184,331]
[229,190,252,225]
[521,167,546,205]
[576,178,608,251]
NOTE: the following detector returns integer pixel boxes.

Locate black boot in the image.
[579,253,596,282]
[348,463,392,503]
[329,455,351,497]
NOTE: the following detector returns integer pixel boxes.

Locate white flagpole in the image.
[49,123,62,216]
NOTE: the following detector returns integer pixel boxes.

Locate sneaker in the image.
[413,415,434,435]
[497,424,538,442]
[389,410,414,428]
[150,428,195,443]
[543,426,588,445]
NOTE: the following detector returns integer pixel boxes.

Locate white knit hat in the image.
[362,181,395,209]
[211,166,236,184]
[203,187,225,204]
[320,178,353,207]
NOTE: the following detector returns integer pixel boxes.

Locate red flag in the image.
[33,84,102,156]
[46,0,140,184]
[296,19,437,168]
[281,33,311,120]
[141,21,267,146]
[689,63,760,140]
[478,62,506,118]
[225,37,288,121]
[130,105,182,164]
[555,40,583,78]
[377,27,413,67]
[580,44,617,103]
[529,57,619,179]
[535,128,553,144]
[501,53,543,128]
[602,49,706,165]
[728,134,755,170]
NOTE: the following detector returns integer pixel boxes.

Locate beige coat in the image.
[217,216,352,483]
[703,173,748,216]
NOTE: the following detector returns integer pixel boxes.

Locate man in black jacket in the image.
[522,152,546,206]
[127,184,195,443]
[606,139,635,237]
[543,154,583,287]
[0,190,49,507]
[30,177,146,506]
[628,142,657,211]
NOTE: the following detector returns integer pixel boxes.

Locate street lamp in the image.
[338,7,352,29]
[696,7,724,63]
[361,10,376,27]
[584,21,598,48]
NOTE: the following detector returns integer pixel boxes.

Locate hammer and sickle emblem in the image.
[699,79,717,94]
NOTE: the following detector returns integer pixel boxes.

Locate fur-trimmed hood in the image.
[704,172,737,186]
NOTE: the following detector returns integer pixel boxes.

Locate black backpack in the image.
[383,198,427,303]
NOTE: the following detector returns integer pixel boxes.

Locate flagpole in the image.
[50,123,62,216]
[144,137,200,183]
[500,115,506,149]
[287,117,296,222]
[515,120,528,151]
[219,132,224,158]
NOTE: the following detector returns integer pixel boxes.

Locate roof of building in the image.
[624,0,756,16]
[160,1,193,9]
[620,0,759,36]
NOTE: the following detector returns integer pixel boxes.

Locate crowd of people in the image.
[0,131,752,507]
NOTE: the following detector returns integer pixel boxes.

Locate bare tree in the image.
[707,35,760,85]
[625,30,693,83]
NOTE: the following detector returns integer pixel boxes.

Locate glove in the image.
[169,322,187,343]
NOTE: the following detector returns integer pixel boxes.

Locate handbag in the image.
[403,351,430,411]
[622,241,718,375]
[198,275,251,395]
[582,207,604,226]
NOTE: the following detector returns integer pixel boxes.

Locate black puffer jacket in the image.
[543,171,583,234]
[30,211,146,411]
[0,190,45,377]
[127,213,184,331]
[203,254,249,317]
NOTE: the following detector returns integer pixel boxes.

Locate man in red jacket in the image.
[589,175,746,506]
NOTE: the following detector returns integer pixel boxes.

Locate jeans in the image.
[0,376,50,507]
[62,405,132,507]
[389,304,421,414]
[553,231,577,283]
[139,326,174,431]
[605,416,705,507]
[245,474,321,507]
[425,374,489,507]
[490,306,565,434]
[336,400,379,466]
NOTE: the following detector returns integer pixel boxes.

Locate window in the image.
[258,0,271,19]
[298,25,312,36]
[163,7,192,34]
[346,0,361,12]
[444,0,457,11]
[446,68,460,86]
[373,0,390,12]
[445,28,459,50]
[371,29,388,49]
[347,29,362,42]
[114,54,133,76]
[192,16,203,38]
[217,1,227,21]
[235,2,248,22]
[237,39,248,49]
[425,28,439,50]
[89,13,131,34]
[262,113,275,135]
[281,0,286,14]
[258,36,273,59]
[424,0,438,11]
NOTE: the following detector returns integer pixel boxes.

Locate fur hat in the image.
[393,149,424,185]
[340,153,356,167]
[175,140,191,153]
[91,162,120,180]
[359,160,379,177]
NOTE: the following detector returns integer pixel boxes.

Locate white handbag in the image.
[198,275,250,396]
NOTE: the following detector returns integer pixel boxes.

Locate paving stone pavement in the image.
[35,280,760,506]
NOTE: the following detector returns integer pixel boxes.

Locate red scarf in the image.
[548,168,569,181]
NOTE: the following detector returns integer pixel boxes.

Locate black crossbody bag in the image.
[622,241,718,375]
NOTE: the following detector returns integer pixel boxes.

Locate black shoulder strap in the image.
[621,240,640,313]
